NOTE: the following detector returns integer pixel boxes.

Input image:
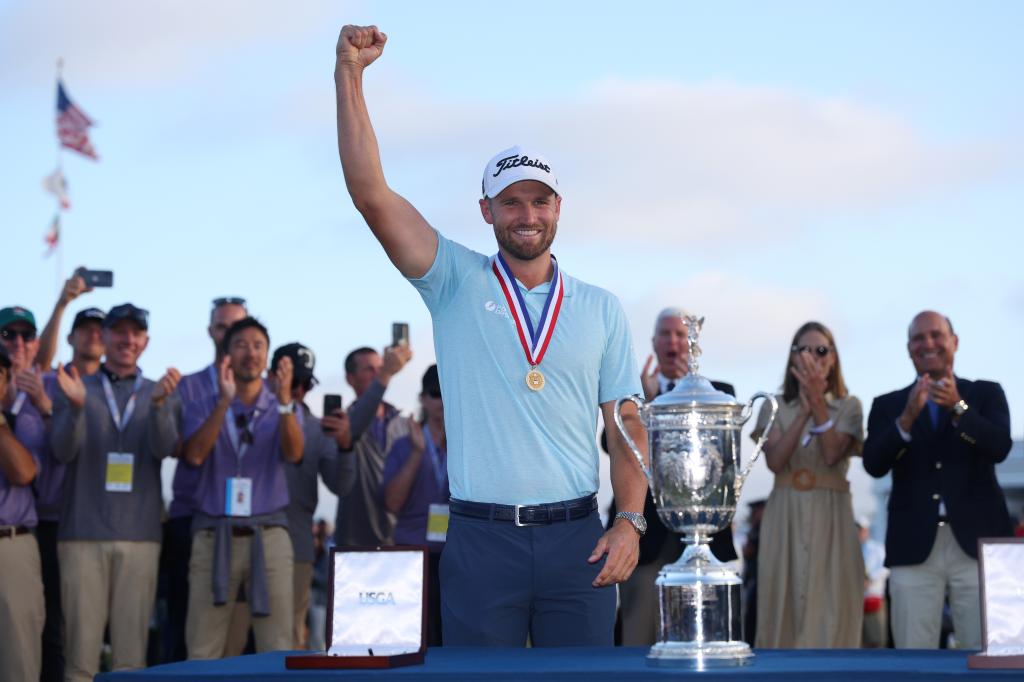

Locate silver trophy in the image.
[614,315,777,667]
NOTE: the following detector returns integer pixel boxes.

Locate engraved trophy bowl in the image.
[614,316,777,668]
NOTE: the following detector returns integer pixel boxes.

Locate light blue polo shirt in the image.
[409,232,640,505]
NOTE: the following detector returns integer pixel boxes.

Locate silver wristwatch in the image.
[615,511,647,537]
[277,401,296,415]
[952,400,969,418]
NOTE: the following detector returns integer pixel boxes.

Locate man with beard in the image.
[863,311,1012,649]
[334,25,647,646]
[164,296,249,661]
[181,318,303,658]
[50,303,180,681]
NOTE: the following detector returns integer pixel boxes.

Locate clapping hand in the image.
[898,374,932,432]
[407,415,426,454]
[790,351,828,416]
[55,363,86,410]
[928,369,960,409]
[273,356,294,406]
[152,368,182,406]
[16,366,52,415]
[217,356,237,403]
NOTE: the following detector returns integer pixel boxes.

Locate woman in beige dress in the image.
[752,321,865,648]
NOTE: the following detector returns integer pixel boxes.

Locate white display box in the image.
[286,546,427,670]
[968,538,1024,670]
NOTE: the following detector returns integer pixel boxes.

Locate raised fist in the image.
[336,25,387,69]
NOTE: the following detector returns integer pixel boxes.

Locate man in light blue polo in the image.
[335,24,649,646]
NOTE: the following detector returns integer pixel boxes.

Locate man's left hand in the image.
[274,356,294,405]
[928,369,961,408]
[588,520,640,587]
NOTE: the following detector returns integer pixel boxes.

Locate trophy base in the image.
[649,539,750,668]
[647,641,752,668]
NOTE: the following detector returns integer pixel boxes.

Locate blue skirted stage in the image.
[97,647,1017,681]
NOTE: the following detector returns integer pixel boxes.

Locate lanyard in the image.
[11,391,27,416]
[491,253,564,367]
[422,424,446,492]
[100,373,144,433]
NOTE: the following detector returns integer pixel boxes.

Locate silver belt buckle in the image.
[514,504,538,527]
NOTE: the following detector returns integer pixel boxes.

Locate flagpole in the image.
[55,58,64,295]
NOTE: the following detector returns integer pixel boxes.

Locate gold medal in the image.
[526,368,546,392]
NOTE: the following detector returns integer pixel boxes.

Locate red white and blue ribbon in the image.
[491,253,564,367]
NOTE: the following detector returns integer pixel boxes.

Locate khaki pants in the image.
[58,540,161,682]
[0,533,45,682]
[293,561,313,649]
[889,524,981,649]
[619,534,677,646]
[186,526,294,658]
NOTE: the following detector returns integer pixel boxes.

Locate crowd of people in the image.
[0,20,1017,681]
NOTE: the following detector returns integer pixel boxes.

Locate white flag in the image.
[42,168,70,210]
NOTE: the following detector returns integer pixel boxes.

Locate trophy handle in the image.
[736,392,779,497]
[613,395,653,490]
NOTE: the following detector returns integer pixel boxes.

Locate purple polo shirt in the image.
[170,364,219,519]
[183,384,296,518]
[381,431,450,552]
[13,373,65,521]
[0,425,39,527]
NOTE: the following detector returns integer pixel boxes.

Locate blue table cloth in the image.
[97,647,1018,681]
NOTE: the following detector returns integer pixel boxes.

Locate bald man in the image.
[863,311,1012,649]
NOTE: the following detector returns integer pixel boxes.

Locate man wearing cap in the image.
[15,296,105,682]
[0,345,45,682]
[50,303,181,681]
[335,26,647,646]
[333,344,412,548]
[273,342,355,648]
[161,296,250,661]
[863,311,1012,649]
[608,307,738,646]
[181,317,304,657]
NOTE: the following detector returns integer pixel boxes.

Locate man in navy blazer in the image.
[863,311,1012,649]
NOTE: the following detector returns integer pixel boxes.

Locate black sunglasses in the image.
[1,328,37,342]
[213,296,247,308]
[234,413,254,445]
[791,344,831,358]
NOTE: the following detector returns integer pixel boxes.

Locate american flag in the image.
[57,80,98,160]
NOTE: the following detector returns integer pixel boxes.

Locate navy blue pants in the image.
[440,510,615,646]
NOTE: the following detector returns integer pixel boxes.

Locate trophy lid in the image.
[648,314,740,408]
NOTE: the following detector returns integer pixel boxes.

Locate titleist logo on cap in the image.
[493,154,551,177]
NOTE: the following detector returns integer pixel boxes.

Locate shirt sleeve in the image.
[597,294,642,404]
[407,231,486,315]
[182,395,215,442]
[380,436,413,495]
[835,395,865,454]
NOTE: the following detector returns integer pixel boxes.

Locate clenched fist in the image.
[336,25,387,70]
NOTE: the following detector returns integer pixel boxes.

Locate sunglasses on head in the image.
[1,328,37,342]
[213,296,247,308]
[234,413,255,445]
[791,344,831,358]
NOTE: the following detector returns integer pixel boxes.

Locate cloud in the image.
[0,0,341,89]
[312,75,1014,247]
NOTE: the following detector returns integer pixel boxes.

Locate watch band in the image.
[615,511,647,537]
[952,400,969,418]
[277,401,296,415]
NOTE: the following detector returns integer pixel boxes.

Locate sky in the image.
[2,1,1022,528]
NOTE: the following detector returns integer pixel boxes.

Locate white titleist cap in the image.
[481,145,560,199]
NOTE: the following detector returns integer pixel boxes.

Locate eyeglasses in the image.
[213,297,247,308]
[791,344,831,358]
[1,328,37,342]
[234,413,254,446]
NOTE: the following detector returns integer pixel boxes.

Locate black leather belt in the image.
[0,526,31,540]
[450,494,597,526]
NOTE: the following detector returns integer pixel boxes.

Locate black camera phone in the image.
[75,268,113,288]
[392,322,409,347]
[322,394,343,430]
